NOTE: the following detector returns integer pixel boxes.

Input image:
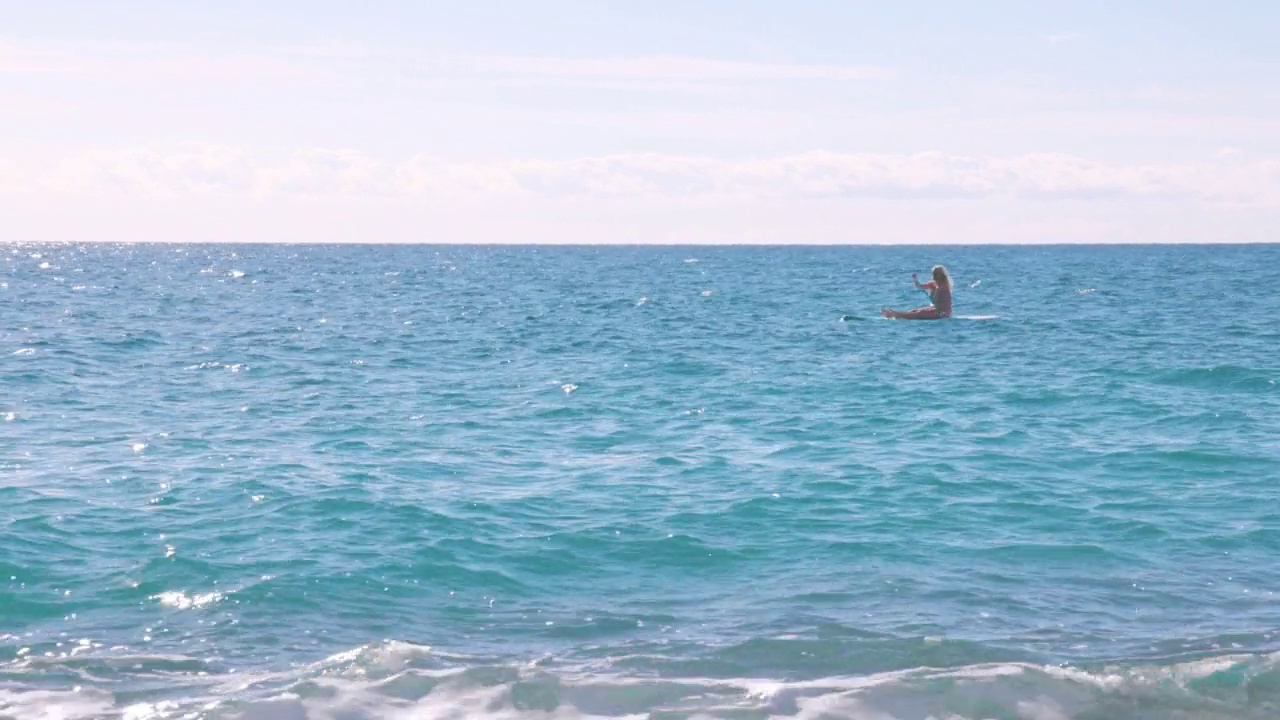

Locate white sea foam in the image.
[0,644,1274,720]
[0,688,118,720]
[150,591,223,609]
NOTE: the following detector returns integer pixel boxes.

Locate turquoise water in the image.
[2,243,1279,719]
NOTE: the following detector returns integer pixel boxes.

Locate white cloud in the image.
[42,145,258,199]
[0,156,21,194]
[22,144,1280,207]
[0,40,104,75]
[7,190,1276,245]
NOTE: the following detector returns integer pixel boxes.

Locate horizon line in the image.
[2,240,1277,248]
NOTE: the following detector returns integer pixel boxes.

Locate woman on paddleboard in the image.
[882,265,952,320]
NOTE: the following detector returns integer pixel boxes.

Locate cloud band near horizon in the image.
[5,145,1275,208]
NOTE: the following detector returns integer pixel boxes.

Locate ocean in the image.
[2,243,1279,719]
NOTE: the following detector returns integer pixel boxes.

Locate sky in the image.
[2,1,1278,244]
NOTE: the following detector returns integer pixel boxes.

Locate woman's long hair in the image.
[931,265,952,289]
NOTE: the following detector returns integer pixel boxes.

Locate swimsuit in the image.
[929,288,952,317]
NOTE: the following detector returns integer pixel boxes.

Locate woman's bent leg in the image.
[881,306,944,320]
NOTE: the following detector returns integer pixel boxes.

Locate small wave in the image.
[1,643,1278,719]
[102,331,164,350]
[1153,365,1275,393]
[149,591,224,609]
[12,348,35,356]
[0,689,116,720]
[183,361,247,372]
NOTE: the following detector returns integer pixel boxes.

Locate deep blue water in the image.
[2,243,1279,719]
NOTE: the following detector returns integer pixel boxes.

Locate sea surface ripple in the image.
[2,243,1279,719]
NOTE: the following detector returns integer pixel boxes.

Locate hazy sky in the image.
[2,1,1278,243]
